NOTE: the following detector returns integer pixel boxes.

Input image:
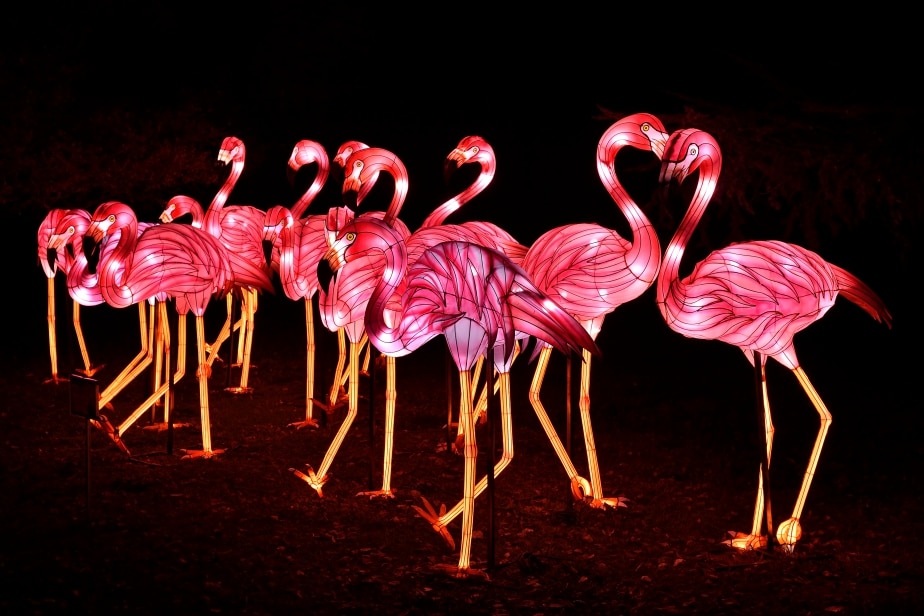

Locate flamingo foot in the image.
[411,496,455,550]
[357,489,396,499]
[180,448,226,460]
[287,418,320,430]
[587,496,630,510]
[723,531,768,551]
[43,375,70,385]
[451,434,465,456]
[434,563,490,580]
[75,364,104,378]
[195,363,212,381]
[775,518,802,554]
[290,465,328,497]
[224,386,253,395]
[313,392,348,415]
[141,422,193,432]
[89,415,131,456]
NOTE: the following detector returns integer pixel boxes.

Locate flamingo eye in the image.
[67,225,75,234]
[642,123,650,132]
[689,145,698,157]
[354,161,363,171]
[345,232,356,242]
[108,215,116,223]
[471,146,479,155]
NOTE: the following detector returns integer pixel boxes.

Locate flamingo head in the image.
[659,128,722,185]
[160,195,202,227]
[87,201,134,243]
[333,141,369,169]
[444,135,494,180]
[288,139,330,187]
[217,136,245,166]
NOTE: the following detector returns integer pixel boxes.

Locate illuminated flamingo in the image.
[317,213,600,577]
[295,148,412,494]
[85,200,235,459]
[657,127,892,552]
[521,113,669,509]
[304,146,526,498]
[54,210,168,418]
[159,136,274,394]
[38,208,98,382]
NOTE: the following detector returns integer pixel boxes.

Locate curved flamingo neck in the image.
[596,135,660,285]
[352,151,406,228]
[99,215,140,308]
[206,152,244,237]
[290,143,330,219]
[421,153,495,228]
[656,162,719,317]
[363,226,411,356]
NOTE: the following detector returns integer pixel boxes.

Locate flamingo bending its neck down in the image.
[321,213,600,578]
[521,112,668,510]
[86,200,235,459]
[39,208,99,382]
[657,127,892,552]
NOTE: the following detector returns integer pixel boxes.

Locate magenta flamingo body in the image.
[321,213,600,577]
[85,200,235,458]
[657,128,892,551]
[520,113,668,509]
[39,208,99,381]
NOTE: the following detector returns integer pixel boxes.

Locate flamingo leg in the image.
[418,371,515,538]
[726,359,775,550]
[45,277,64,384]
[288,297,319,429]
[226,288,256,394]
[527,345,590,499]
[181,313,226,459]
[93,302,173,454]
[358,355,397,498]
[455,368,482,578]
[72,299,99,377]
[97,302,153,409]
[774,366,831,552]
[577,348,625,509]
[315,327,349,413]
[292,339,361,496]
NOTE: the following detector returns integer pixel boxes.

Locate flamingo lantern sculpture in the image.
[38,208,99,383]
[258,139,338,429]
[159,136,274,394]
[293,147,412,495]
[300,144,531,499]
[319,212,600,578]
[83,200,235,459]
[521,113,668,509]
[54,209,170,419]
[657,127,892,552]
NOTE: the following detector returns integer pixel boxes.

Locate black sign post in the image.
[69,373,100,521]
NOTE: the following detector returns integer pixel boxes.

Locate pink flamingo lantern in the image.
[159,136,274,394]
[657,127,892,551]
[84,200,235,459]
[521,113,668,509]
[320,213,600,578]
[56,209,169,420]
[38,208,99,382]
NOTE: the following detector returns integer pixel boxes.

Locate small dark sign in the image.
[69,373,100,421]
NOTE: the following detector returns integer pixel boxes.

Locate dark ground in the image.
[1,280,918,614]
[2,4,921,614]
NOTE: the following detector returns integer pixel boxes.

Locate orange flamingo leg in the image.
[774,367,831,553]
[181,313,227,460]
[44,278,66,384]
[725,360,774,551]
[313,328,350,414]
[288,298,320,429]
[357,355,397,498]
[414,371,515,549]
[291,339,361,495]
[226,288,257,394]
[97,302,153,410]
